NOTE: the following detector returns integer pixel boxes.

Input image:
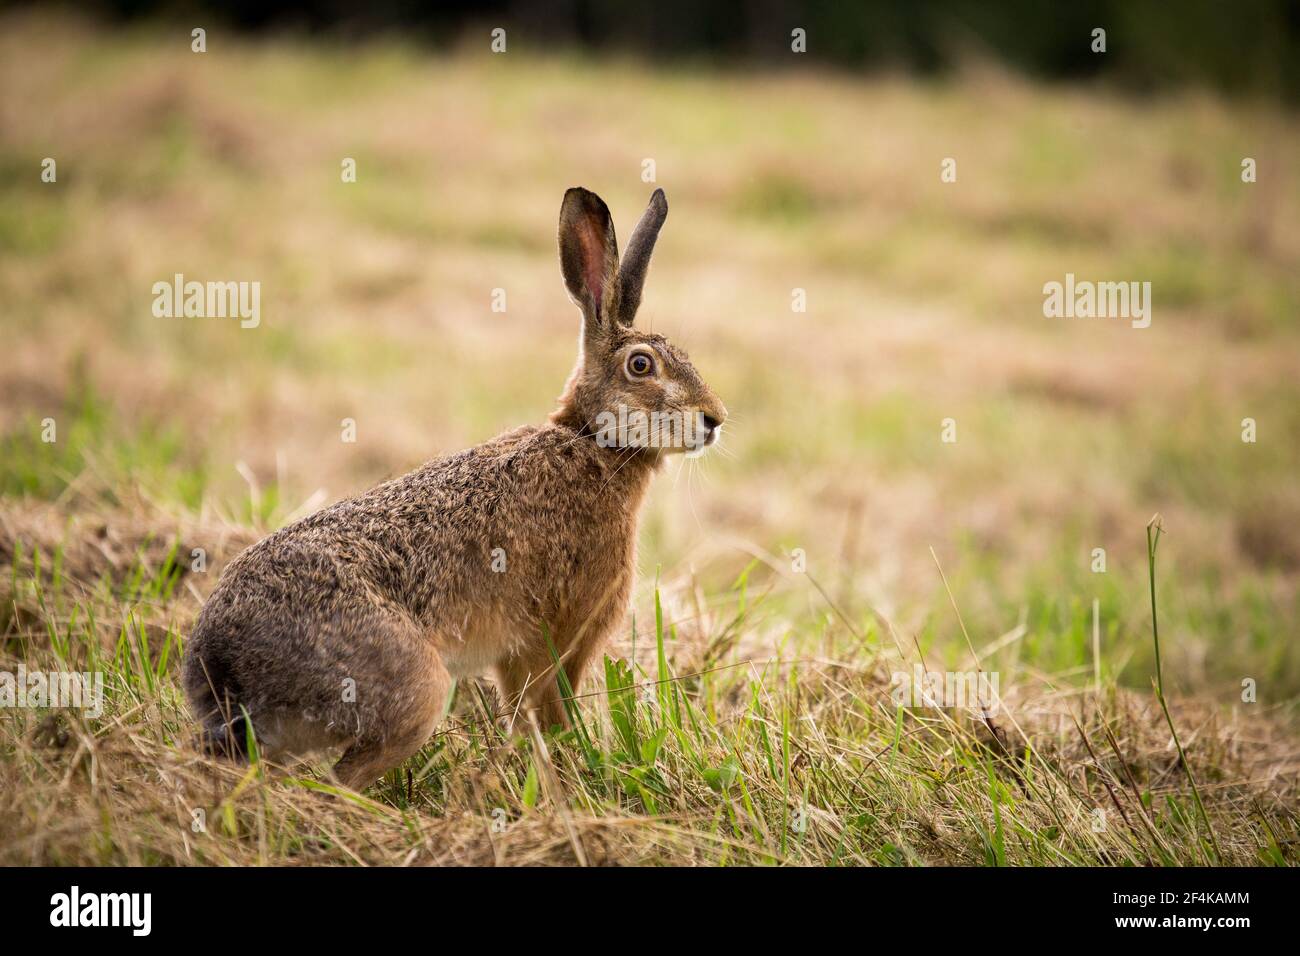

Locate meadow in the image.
[1,11,1297,865]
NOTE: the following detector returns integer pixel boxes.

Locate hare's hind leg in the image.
[330,637,451,792]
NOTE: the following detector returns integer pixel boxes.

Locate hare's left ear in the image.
[614,188,667,328]
[559,188,620,340]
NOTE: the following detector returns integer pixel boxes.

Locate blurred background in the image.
[77,0,1300,103]
[2,2,1298,702]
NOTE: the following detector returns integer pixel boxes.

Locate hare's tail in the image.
[182,642,251,761]
[196,713,251,761]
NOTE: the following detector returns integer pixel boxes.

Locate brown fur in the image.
[182,187,726,790]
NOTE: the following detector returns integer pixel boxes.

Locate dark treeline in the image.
[71,0,1300,101]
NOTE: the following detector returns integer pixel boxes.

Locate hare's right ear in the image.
[558,187,620,341]
[614,188,667,328]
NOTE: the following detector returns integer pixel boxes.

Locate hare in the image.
[183,187,727,790]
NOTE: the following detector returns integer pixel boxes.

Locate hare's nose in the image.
[702,413,724,432]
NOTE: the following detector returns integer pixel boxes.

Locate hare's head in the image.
[552,187,727,456]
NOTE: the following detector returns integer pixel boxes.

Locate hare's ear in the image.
[614,188,667,328]
[558,187,620,337]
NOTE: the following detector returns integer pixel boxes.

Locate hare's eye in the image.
[627,352,654,377]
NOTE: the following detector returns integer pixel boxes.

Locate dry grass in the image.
[1,10,1298,865]
[1,494,1296,865]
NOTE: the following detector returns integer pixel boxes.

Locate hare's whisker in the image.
[597,445,642,495]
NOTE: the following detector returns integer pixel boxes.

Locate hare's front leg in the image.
[496,628,608,732]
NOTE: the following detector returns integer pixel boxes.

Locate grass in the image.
[0,10,1297,865]
[1,495,1295,865]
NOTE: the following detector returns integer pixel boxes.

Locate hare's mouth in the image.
[684,423,720,459]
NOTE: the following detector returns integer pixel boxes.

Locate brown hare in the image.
[183,186,727,790]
